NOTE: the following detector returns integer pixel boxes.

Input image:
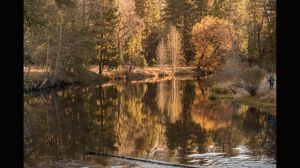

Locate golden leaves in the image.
[192,16,234,59]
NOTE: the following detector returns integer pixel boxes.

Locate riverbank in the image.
[206,69,276,115]
[24,65,276,115]
[24,66,212,91]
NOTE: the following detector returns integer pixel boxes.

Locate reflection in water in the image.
[24,79,276,167]
[165,81,207,164]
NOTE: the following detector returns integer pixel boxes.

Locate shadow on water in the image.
[24,78,276,167]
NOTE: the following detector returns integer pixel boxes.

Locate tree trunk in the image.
[26,65,31,80]
[45,36,50,76]
[99,32,104,75]
[117,26,122,68]
[98,0,105,76]
[197,52,205,69]
[82,0,86,28]
[99,62,103,75]
[257,28,262,68]
[172,52,175,74]
[52,13,63,86]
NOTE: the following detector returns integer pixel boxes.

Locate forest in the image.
[24,0,276,89]
[24,0,277,167]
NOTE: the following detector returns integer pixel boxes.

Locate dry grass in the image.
[89,65,200,80]
[24,65,203,85]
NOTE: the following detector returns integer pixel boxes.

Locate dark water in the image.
[24,79,276,167]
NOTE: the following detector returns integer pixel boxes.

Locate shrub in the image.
[236,66,265,96]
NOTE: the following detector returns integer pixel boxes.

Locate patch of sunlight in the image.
[57,91,63,97]
[238,104,249,114]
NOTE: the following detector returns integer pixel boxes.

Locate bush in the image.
[235,66,265,96]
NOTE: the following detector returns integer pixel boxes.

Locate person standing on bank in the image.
[267,76,275,89]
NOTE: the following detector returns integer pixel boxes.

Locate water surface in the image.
[24,78,276,167]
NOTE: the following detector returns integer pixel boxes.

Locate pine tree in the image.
[91,0,119,75]
[134,0,161,65]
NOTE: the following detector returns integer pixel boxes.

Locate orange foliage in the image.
[192,16,234,69]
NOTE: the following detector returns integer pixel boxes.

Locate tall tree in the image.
[245,0,276,69]
[164,0,208,65]
[134,0,162,65]
[192,16,234,70]
[115,0,145,68]
[91,0,119,75]
[156,38,167,69]
[125,32,147,71]
[167,26,183,74]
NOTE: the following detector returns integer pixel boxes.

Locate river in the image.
[24,78,276,167]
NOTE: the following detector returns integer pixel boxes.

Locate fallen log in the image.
[85,151,203,168]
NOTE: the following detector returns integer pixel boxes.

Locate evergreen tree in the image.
[134,0,161,65]
[91,0,120,75]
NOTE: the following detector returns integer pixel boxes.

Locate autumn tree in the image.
[192,16,234,71]
[207,0,276,71]
[167,26,183,74]
[156,38,167,69]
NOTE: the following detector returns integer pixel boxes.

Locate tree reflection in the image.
[24,80,276,166]
[239,107,276,158]
[24,84,120,165]
[165,80,207,164]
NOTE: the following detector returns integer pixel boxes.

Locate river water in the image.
[24,78,276,167]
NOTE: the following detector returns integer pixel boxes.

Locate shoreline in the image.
[24,66,213,91]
